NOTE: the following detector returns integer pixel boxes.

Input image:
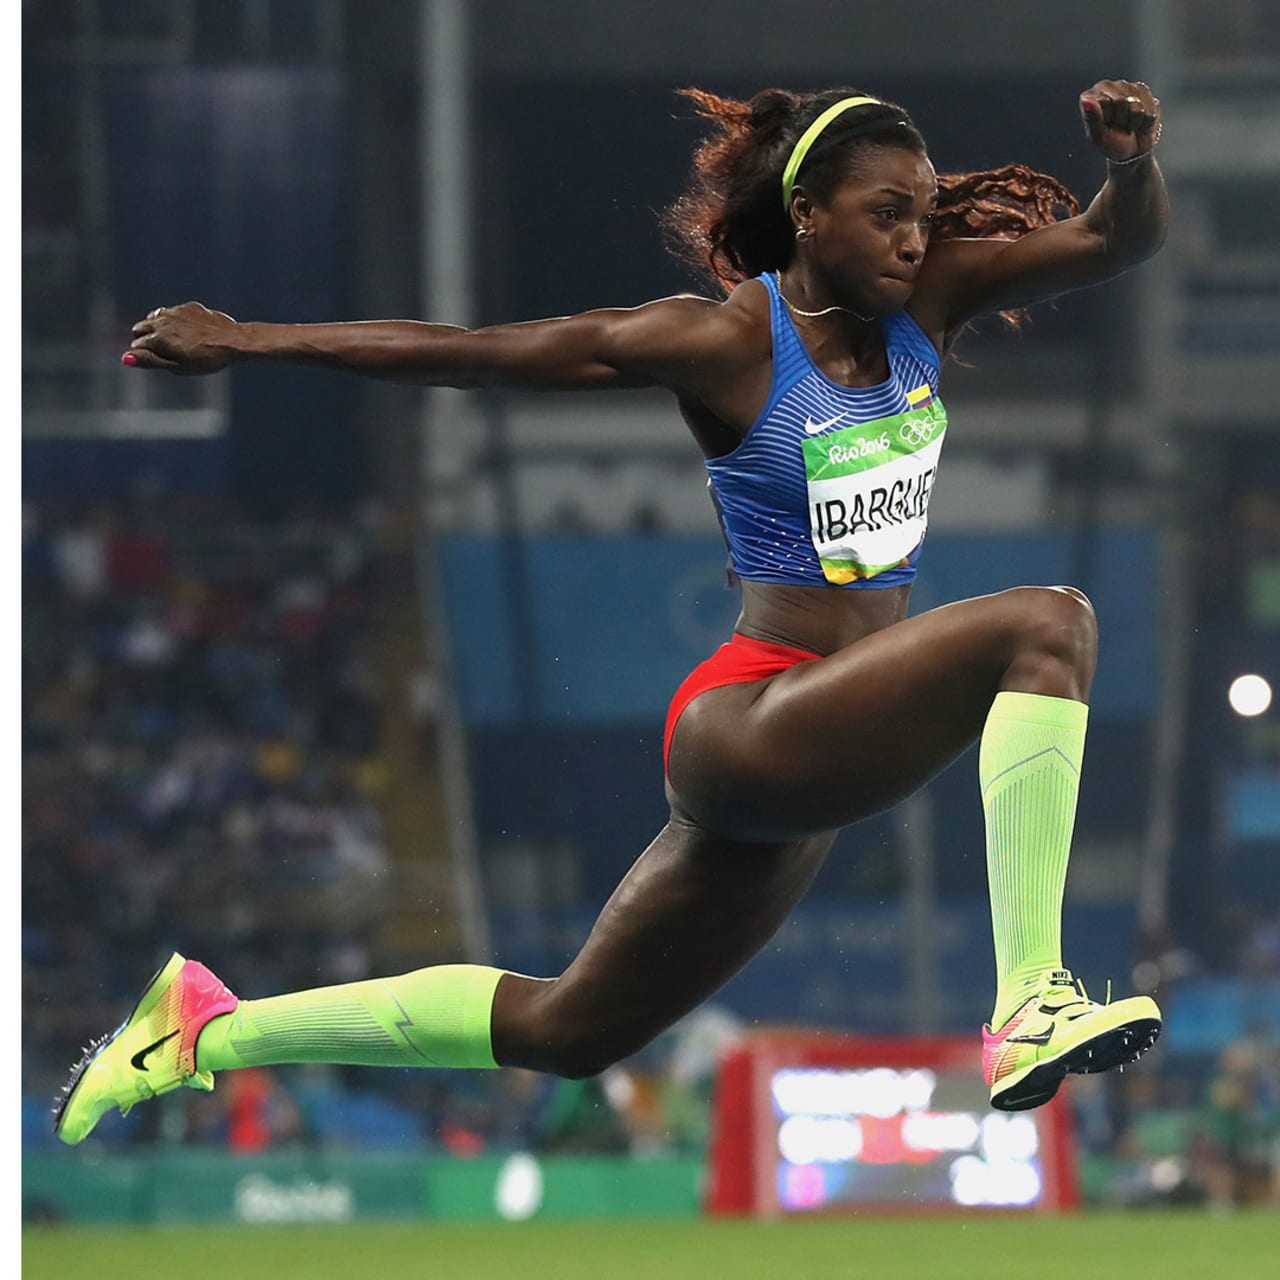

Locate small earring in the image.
[795,227,812,241]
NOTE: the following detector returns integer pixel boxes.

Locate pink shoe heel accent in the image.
[175,961,239,1076]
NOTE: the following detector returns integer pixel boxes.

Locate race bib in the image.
[803,398,947,584]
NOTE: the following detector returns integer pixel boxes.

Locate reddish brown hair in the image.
[663,87,1080,325]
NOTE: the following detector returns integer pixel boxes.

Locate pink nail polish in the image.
[122,353,137,365]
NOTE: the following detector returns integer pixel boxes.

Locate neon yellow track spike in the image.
[54,952,238,1144]
[983,971,1161,1111]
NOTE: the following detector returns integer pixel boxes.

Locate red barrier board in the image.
[706,1030,1077,1217]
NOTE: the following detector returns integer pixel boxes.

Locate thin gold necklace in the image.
[776,275,872,323]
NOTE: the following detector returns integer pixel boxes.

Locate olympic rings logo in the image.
[898,415,938,448]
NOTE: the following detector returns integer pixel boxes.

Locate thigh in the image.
[668,588,1087,840]
[492,818,835,1075]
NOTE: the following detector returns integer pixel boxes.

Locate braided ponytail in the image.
[662,87,805,289]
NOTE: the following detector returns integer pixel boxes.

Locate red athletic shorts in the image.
[663,632,823,777]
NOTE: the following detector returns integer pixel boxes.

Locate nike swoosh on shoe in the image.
[130,1029,181,1071]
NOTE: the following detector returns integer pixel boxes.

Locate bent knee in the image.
[1004,585,1097,649]
[996,585,1098,696]
[1045,585,1098,649]
[1052,584,1096,621]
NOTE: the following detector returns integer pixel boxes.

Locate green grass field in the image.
[21,1213,1280,1280]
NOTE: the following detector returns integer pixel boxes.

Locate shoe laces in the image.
[1041,971,1113,1017]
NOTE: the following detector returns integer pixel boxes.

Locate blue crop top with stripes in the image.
[704,272,948,588]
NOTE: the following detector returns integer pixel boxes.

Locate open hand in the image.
[1079,80,1161,163]
[124,301,242,375]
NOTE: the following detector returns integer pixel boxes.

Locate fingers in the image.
[1130,107,1161,143]
[1080,97,1104,145]
[132,304,174,337]
[1081,91,1142,131]
[1096,96,1157,133]
[123,300,233,375]
[1079,79,1162,155]
[125,313,183,371]
[121,346,181,372]
[127,303,186,370]
[1083,79,1158,110]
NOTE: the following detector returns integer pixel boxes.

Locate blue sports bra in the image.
[704,272,948,588]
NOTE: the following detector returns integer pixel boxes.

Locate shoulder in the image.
[590,280,772,401]
[611,281,772,373]
[718,277,774,355]
[659,279,772,348]
[682,281,774,396]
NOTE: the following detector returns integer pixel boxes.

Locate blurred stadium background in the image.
[21,0,1280,1273]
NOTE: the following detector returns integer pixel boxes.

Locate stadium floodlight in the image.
[1227,673,1273,718]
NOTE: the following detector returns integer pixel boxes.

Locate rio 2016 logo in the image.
[826,432,891,465]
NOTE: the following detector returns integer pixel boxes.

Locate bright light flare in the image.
[1228,674,1273,718]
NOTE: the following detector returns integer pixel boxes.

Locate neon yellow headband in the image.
[780,96,884,212]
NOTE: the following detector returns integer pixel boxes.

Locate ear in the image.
[790,188,817,239]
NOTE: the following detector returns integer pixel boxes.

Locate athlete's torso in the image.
[695,274,948,653]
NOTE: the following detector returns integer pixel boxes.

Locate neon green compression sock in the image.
[195,964,505,1072]
[979,690,1088,1030]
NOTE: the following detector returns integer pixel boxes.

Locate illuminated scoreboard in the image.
[706,1031,1077,1217]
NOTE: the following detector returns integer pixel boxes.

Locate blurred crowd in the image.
[23,494,391,1110]
[1072,900,1280,1211]
[1073,1014,1280,1212]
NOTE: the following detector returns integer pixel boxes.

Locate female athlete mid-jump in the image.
[57,78,1168,1142]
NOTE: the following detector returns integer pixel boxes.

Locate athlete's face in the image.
[804,146,938,314]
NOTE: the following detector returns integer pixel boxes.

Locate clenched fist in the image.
[1079,80,1161,163]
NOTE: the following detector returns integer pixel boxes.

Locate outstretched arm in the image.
[918,79,1169,334]
[123,292,766,400]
